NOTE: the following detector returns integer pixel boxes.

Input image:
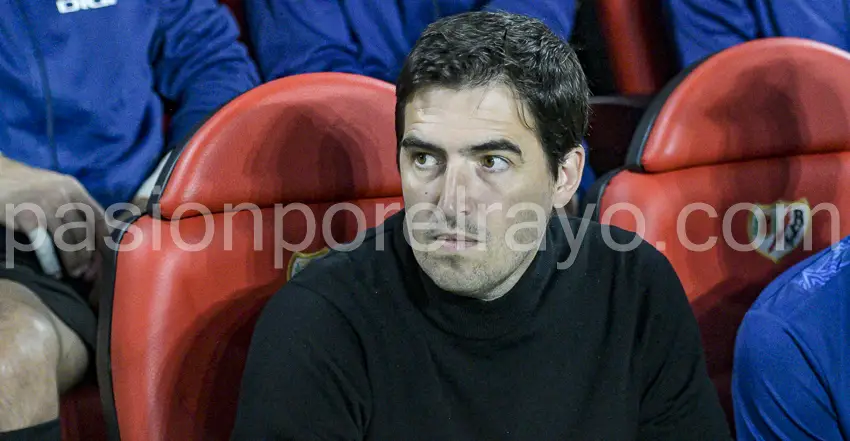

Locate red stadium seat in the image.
[586,38,850,426]
[97,73,401,441]
[596,0,677,95]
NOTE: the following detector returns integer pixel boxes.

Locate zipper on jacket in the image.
[12,0,58,170]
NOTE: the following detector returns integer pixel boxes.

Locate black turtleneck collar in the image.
[390,212,562,340]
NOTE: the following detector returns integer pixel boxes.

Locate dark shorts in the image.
[0,227,97,351]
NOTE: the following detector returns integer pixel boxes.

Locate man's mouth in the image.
[431,233,480,251]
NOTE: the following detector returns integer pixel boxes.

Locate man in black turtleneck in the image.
[230,11,731,441]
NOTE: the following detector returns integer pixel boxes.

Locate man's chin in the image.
[428,272,485,296]
[416,255,479,284]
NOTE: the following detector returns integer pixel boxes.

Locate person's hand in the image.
[0,156,110,279]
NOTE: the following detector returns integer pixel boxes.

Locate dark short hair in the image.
[395,11,590,178]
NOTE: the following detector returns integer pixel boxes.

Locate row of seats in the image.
[57,38,846,441]
[52,0,850,436]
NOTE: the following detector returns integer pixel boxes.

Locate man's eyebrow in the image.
[462,140,523,159]
[400,136,444,154]
[400,136,524,160]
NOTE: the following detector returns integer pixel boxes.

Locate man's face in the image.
[399,84,583,300]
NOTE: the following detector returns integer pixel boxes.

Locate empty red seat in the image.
[586,38,850,426]
[98,73,401,441]
[596,0,677,95]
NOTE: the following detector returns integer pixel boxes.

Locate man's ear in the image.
[552,146,585,209]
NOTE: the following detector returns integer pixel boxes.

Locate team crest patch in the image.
[747,198,811,263]
[287,248,330,280]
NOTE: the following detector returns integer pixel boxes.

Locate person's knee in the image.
[0,282,62,431]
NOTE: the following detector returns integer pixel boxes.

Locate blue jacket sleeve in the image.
[732,311,842,440]
[152,0,260,150]
[482,0,576,41]
[664,0,756,68]
[245,0,361,81]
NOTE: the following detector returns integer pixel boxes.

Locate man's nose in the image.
[436,161,473,220]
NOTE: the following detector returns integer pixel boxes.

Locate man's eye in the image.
[480,156,509,172]
[414,153,438,168]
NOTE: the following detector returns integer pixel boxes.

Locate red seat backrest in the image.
[596,0,677,95]
[587,38,850,426]
[98,73,401,441]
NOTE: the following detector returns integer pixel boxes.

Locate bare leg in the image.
[0,280,88,431]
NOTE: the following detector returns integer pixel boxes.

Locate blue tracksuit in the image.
[664,0,850,68]
[0,0,260,207]
[246,0,577,84]
[733,235,850,440]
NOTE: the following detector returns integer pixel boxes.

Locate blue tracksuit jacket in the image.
[665,0,850,68]
[245,0,577,84]
[733,234,850,439]
[0,0,259,207]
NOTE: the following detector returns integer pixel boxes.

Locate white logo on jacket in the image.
[56,0,117,14]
